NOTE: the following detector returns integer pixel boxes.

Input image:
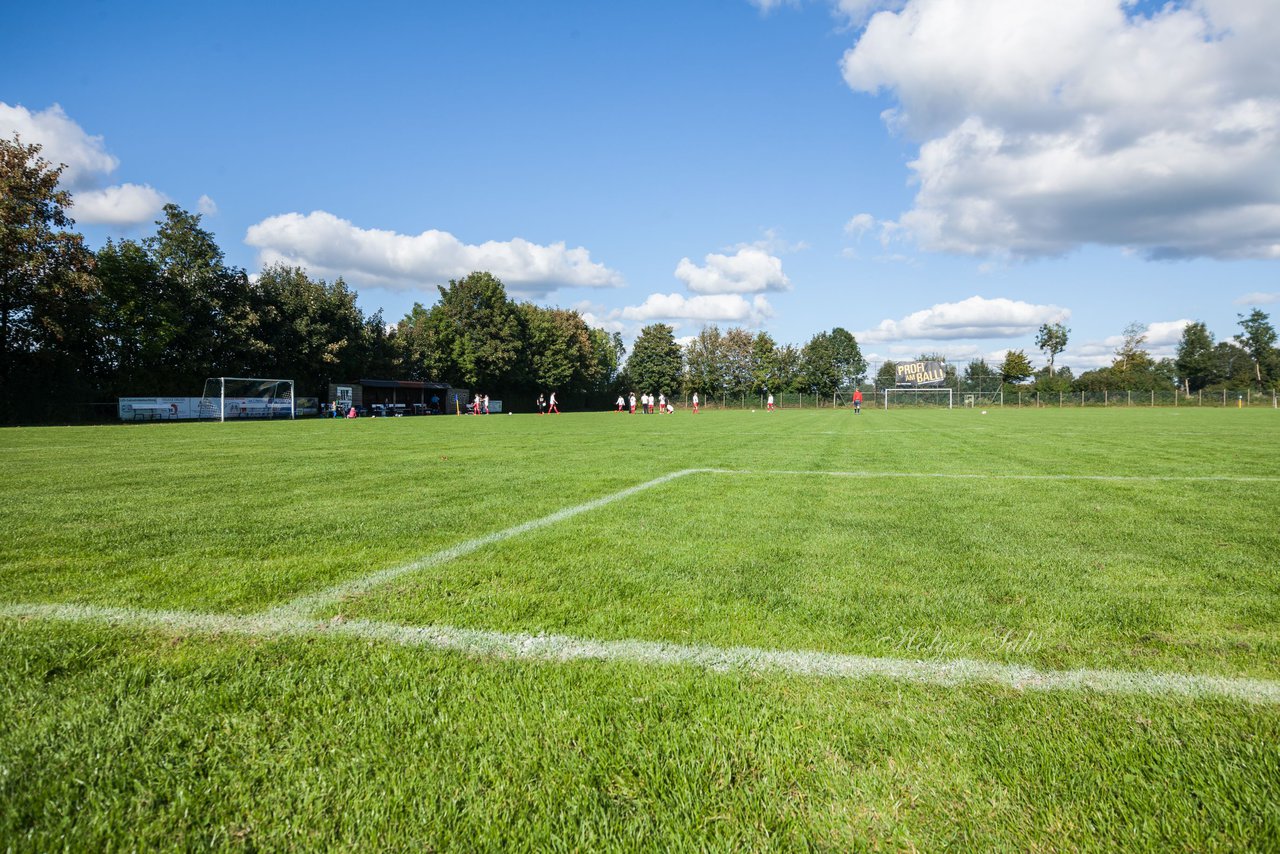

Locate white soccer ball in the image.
[981,410,988,415]
[751,409,755,412]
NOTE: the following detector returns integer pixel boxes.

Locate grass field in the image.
[2,407,1278,850]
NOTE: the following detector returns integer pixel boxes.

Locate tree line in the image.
[4,134,1278,423]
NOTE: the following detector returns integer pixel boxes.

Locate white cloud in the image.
[244,210,624,298]
[749,0,801,13]
[72,184,168,227]
[1065,319,1191,369]
[620,293,774,325]
[840,0,1280,260]
[0,102,168,226]
[857,295,1069,343]
[674,247,791,294]
[0,102,117,189]
[730,227,809,255]
[1235,291,1280,305]
[843,213,876,237]
[197,194,218,216]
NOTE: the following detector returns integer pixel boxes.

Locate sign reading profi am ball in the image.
[895,360,946,387]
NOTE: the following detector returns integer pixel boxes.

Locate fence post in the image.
[1128,390,1132,406]
[1104,389,1108,406]
[1223,390,1227,406]
[1059,391,1063,408]
[1151,390,1154,407]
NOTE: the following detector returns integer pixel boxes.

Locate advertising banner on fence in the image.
[119,397,199,421]
[120,397,317,420]
[895,360,947,387]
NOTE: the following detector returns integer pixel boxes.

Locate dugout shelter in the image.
[328,379,460,415]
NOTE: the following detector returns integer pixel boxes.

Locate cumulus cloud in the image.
[840,0,1280,260]
[0,102,167,226]
[620,293,775,325]
[197,194,218,216]
[72,184,169,227]
[1235,291,1280,305]
[857,295,1069,343]
[244,210,624,298]
[843,213,876,237]
[1065,319,1191,368]
[674,247,791,294]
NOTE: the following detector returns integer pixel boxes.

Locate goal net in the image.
[883,388,953,409]
[199,377,296,421]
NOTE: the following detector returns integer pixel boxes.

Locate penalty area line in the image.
[3,601,1279,706]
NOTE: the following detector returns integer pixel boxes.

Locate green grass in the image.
[2,408,1279,849]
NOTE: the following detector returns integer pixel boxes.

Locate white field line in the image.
[724,469,1280,483]
[3,601,1279,705]
[272,468,711,616]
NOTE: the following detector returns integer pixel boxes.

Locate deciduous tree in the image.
[1174,321,1216,393]
[1000,349,1033,384]
[626,323,682,396]
[1235,309,1279,388]
[1035,322,1069,377]
[0,135,98,415]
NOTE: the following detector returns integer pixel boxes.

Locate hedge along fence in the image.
[678,392,851,410]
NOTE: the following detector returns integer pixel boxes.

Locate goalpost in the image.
[883,388,953,409]
[199,377,296,422]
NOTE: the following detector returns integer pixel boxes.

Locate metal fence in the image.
[678,389,1279,410]
[975,389,1279,408]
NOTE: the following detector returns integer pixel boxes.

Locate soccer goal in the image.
[883,388,953,409]
[199,377,296,421]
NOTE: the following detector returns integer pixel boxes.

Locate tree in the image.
[0,135,98,416]
[95,239,169,395]
[775,343,802,392]
[1235,309,1279,388]
[1111,322,1158,390]
[1000,349,1033,384]
[830,327,867,388]
[684,325,725,395]
[360,309,401,378]
[585,328,625,396]
[1035,323,1069,377]
[424,272,520,389]
[1210,341,1254,389]
[250,264,366,396]
[626,323,682,396]
[963,358,992,392]
[750,331,780,394]
[144,204,258,390]
[1174,321,1216,394]
[721,327,755,396]
[874,360,897,390]
[799,331,838,395]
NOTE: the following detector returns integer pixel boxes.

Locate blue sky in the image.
[4,0,1278,371]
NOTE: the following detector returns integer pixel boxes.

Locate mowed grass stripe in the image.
[272,467,708,616]
[283,464,1278,619]
[5,602,1280,705]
